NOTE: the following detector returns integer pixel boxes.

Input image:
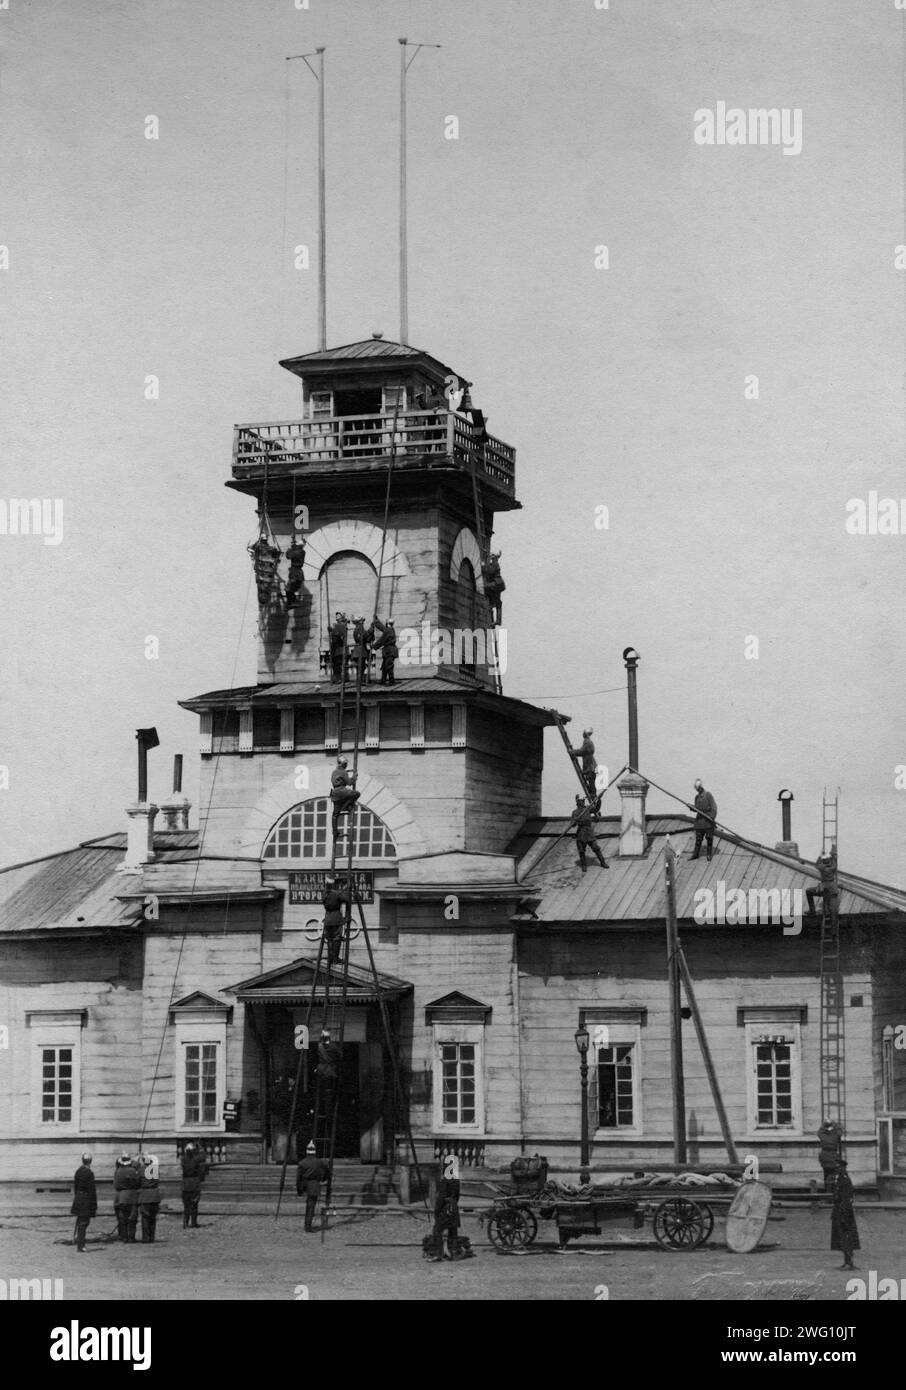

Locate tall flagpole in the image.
[399,38,440,346]
[288,49,327,350]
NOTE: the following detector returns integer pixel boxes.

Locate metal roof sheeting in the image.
[0,846,141,934]
[518,818,906,924]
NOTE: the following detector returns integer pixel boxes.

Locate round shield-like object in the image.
[725,1180,772,1253]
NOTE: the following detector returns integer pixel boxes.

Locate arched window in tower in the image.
[320,550,377,648]
[262,797,396,861]
[455,558,478,632]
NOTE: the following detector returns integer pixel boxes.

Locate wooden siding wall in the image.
[0,936,144,1178]
[870,924,906,1112]
[464,713,543,852]
[517,926,876,1183]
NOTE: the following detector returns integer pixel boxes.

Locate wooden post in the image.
[664,840,687,1164]
[399,38,408,345]
[676,944,739,1167]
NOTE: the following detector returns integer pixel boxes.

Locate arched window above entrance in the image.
[262,797,396,862]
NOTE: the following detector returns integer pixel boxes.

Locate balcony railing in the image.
[232,409,516,496]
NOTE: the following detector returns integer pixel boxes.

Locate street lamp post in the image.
[575,1024,591,1184]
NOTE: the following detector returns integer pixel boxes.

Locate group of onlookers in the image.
[69,1144,207,1250]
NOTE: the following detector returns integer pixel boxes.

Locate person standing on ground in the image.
[181,1142,207,1229]
[831,1158,860,1271]
[113,1151,139,1242]
[296,1140,328,1232]
[138,1154,161,1244]
[70,1153,97,1253]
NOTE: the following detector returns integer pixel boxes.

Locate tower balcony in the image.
[232,409,516,502]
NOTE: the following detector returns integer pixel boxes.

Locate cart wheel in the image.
[653,1198,708,1251]
[698,1203,714,1244]
[487,1206,538,1250]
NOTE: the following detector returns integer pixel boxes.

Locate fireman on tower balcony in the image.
[481,552,505,626]
[284,536,307,607]
[689,779,718,861]
[351,617,373,676]
[372,616,398,685]
[330,758,360,837]
[328,613,348,682]
[248,531,281,607]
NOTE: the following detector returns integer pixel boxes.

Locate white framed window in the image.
[27,1011,84,1132]
[177,1037,224,1131]
[382,383,406,413]
[431,1023,485,1135]
[262,797,396,862]
[309,390,333,420]
[743,1011,803,1134]
[583,1009,644,1137]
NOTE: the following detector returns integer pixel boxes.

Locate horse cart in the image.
[479,1157,751,1253]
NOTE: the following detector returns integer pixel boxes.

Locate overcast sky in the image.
[1,0,904,883]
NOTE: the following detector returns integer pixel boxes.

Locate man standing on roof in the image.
[570,795,607,872]
[689,779,718,861]
[571,728,597,797]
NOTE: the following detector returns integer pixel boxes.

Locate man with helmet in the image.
[181,1143,207,1229]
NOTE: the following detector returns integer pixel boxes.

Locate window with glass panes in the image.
[263,797,395,860]
[597,1044,634,1128]
[184,1043,218,1125]
[753,1039,793,1127]
[41,1046,73,1123]
[440,1043,476,1125]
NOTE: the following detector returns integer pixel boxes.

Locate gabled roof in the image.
[514,815,906,925]
[227,955,411,1005]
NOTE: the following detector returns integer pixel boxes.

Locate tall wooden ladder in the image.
[818,791,845,1143]
[467,445,502,696]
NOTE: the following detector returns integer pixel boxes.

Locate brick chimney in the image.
[116,727,160,873]
[617,771,649,856]
[159,754,191,831]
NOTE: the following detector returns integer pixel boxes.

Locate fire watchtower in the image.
[228,334,517,690]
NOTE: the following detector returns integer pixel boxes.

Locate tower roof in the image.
[280,336,457,380]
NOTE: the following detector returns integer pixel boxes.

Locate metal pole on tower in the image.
[317,46,326,351]
[287,50,327,350]
[398,39,440,346]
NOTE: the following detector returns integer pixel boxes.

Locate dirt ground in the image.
[1,1203,902,1301]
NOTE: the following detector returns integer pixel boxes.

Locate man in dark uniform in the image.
[138,1154,161,1244]
[372,616,398,685]
[330,757,360,837]
[181,1142,207,1229]
[831,1158,860,1270]
[571,728,597,796]
[817,1119,843,1192]
[689,779,718,861]
[296,1140,329,1232]
[428,1175,465,1261]
[113,1151,139,1242]
[481,552,505,626]
[315,1030,343,1123]
[70,1153,97,1253]
[570,795,607,871]
[351,617,372,677]
[807,848,840,928]
[328,612,348,681]
[248,533,281,607]
[284,537,307,607]
[321,877,349,965]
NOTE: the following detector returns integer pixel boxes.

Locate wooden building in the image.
[2,337,905,1192]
